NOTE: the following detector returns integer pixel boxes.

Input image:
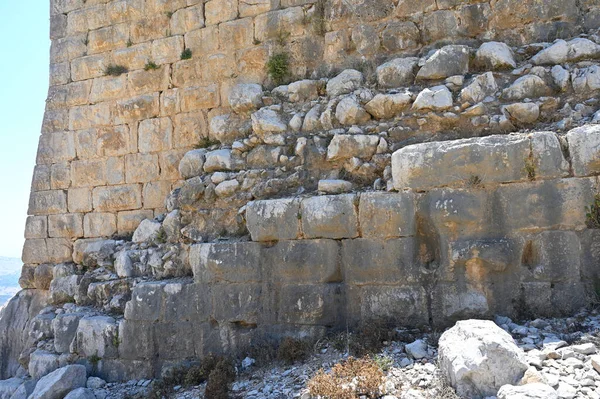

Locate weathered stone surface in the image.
[497,383,558,399]
[529,132,570,179]
[336,95,371,125]
[191,242,261,283]
[460,72,498,104]
[64,388,96,399]
[300,194,358,239]
[288,80,319,103]
[412,85,453,111]
[29,365,87,399]
[532,38,600,65]
[317,179,353,194]
[52,313,82,353]
[178,149,206,179]
[132,219,162,243]
[502,75,553,100]
[566,124,600,177]
[204,149,233,172]
[503,103,540,124]
[393,134,532,191]
[251,108,287,137]
[365,92,412,119]
[376,57,419,88]
[438,320,528,398]
[572,65,600,93]
[246,198,301,241]
[229,84,263,113]
[29,350,59,379]
[0,378,23,399]
[416,45,470,80]
[209,113,252,144]
[75,316,118,358]
[476,41,516,69]
[326,69,364,97]
[327,134,379,161]
[358,192,416,238]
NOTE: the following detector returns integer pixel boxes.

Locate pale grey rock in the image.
[29,365,87,399]
[335,95,371,125]
[327,134,380,161]
[64,388,95,399]
[209,114,251,144]
[376,57,419,88]
[300,194,359,239]
[416,45,470,80]
[178,149,206,179]
[289,113,303,132]
[326,69,364,97]
[204,149,233,172]
[74,316,118,358]
[405,339,428,359]
[86,377,106,389]
[246,198,301,242]
[503,103,540,124]
[114,251,133,278]
[178,176,205,206]
[531,40,569,65]
[412,85,453,111]
[476,42,516,69]
[502,75,552,100]
[570,342,596,355]
[572,65,600,93]
[251,108,287,136]
[529,132,570,179]
[8,380,35,399]
[497,383,558,399]
[214,179,239,197]
[551,65,570,91]
[49,275,82,305]
[28,350,59,379]
[439,320,528,398]
[317,179,353,194]
[0,378,22,399]
[565,124,600,176]
[302,104,322,131]
[555,383,576,399]
[52,313,82,353]
[288,80,319,102]
[460,72,498,104]
[365,92,412,119]
[132,219,162,243]
[228,83,263,113]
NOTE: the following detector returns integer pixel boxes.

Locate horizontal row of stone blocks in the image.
[392,129,600,191]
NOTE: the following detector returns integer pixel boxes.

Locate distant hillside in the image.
[0,257,20,308]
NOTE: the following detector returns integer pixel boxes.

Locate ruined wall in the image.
[25,0,600,267]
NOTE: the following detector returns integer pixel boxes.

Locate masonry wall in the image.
[24,0,600,265]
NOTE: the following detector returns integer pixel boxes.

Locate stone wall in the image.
[26,0,600,266]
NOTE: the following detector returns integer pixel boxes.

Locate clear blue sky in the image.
[0,1,50,258]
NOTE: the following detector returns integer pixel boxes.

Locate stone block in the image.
[300,194,359,239]
[117,210,154,234]
[67,5,108,35]
[246,198,301,241]
[431,283,490,323]
[29,190,67,215]
[173,111,207,148]
[219,18,254,50]
[41,109,69,133]
[327,134,380,161]
[47,238,73,263]
[154,322,196,360]
[171,4,205,35]
[524,231,581,282]
[50,35,87,64]
[84,213,117,238]
[50,163,71,190]
[128,66,171,96]
[113,43,152,70]
[180,85,220,112]
[68,188,92,213]
[22,239,48,264]
[205,0,238,25]
[124,153,160,183]
[342,238,419,285]
[75,316,118,358]
[107,157,125,185]
[72,238,116,266]
[566,125,600,177]
[31,165,51,192]
[115,94,160,124]
[71,159,107,187]
[392,134,532,191]
[65,81,92,106]
[138,118,173,153]
[277,284,343,326]
[29,350,59,379]
[93,184,142,212]
[50,62,70,86]
[123,281,166,322]
[129,15,170,43]
[262,240,341,283]
[98,125,135,157]
[53,313,83,353]
[184,26,219,56]
[25,216,48,239]
[88,24,129,55]
[151,36,185,65]
[190,242,262,283]
[162,282,211,323]
[118,320,155,360]
[358,192,416,238]
[239,0,278,17]
[211,283,262,323]
[529,132,570,179]
[69,103,112,130]
[71,54,110,82]
[34,264,54,290]
[48,214,83,238]
[37,132,76,165]
[254,7,305,42]
[494,178,594,232]
[142,181,172,208]
[89,75,127,103]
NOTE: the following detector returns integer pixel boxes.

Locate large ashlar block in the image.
[123,281,167,322]
[277,284,343,326]
[392,134,535,191]
[342,238,420,285]
[48,213,83,238]
[69,103,112,130]
[118,320,155,359]
[358,192,416,238]
[190,242,262,283]
[173,111,207,148]
[68,188,92,213]
[50,35,87,64]
[262,240,341,283]
[22,239,48,264]
[115,94,160,124]
[211,283,263,323]
[239,0,278,17]
[67,5,108,35]
[36,132,76,165]
[50,163,71,190]
[113,43,152,70]
[71,159,108,187]
[300,194,359,239]
[566,124,600,177]
[71,53,111,82]
[254,7,305,42]
[171,4,205,35]
[161,282,211,323]
[117,210,154,234]
[138,117,173,153]
[47,238,73,263]
[128,66,171,96]
[98,126,135,157]
[75,316,119,358]
[245,198,301,241]
[219,18,254,50]
[84,212,117,238]
[25,216,48,239]
[31,165,51,192]
[88,24,129,55]
[180,85,220,112]
[205,0,238,25]
[89,75,127,103]
[347,285,429,326]
[529,132,570,179]
[524,231,581,282]
[29,190,67,215]
[92,184,142,212]
[151,36,184,65]
[494,177,595,232]
[41,109,69,134]
[184,26,219,56]
[130,15,171,43]
[125,153,160,183]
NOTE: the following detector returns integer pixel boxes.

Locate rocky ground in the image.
[59,308,600,399]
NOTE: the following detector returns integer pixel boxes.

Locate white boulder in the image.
[476,42,516,69]
[29,365,87,399]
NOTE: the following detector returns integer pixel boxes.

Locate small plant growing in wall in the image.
[144,60,159,71]
[180,48,192,60]
[105,64,128,76]
[586,193,600,229]
[524,156,536,181]
[267,52,290,85]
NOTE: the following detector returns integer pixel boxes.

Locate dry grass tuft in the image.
[307,356,384,399]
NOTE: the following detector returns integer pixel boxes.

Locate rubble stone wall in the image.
[26,0,600,266]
